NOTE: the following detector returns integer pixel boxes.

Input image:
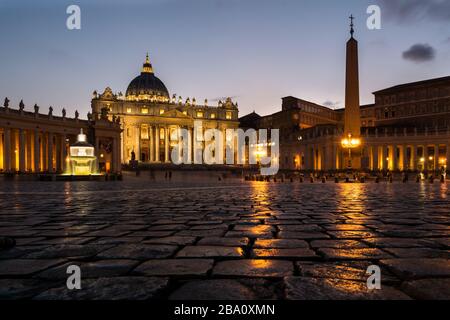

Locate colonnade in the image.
[0,127,67,173]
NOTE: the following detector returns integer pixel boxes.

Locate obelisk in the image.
[344,15,361,138]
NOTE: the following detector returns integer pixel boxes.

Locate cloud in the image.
[323,100,340,109]
[378,0,450,23]
[402,44,436,63]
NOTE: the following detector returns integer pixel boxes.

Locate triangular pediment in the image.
[160,109,192,119]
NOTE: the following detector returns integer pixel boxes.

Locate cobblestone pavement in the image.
[0,175,449,300]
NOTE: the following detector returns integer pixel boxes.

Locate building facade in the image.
[241,24,450,174]
[0,101,121,174]
[91,55,240,165]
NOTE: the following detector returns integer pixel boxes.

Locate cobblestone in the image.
[0,179,449,299]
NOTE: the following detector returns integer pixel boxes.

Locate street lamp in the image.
[341,133,361,169]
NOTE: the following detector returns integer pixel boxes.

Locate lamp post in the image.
[341,133,361,169]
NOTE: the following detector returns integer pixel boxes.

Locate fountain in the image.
[65,129,99,175]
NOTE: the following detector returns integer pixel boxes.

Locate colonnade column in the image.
[3,128,11,172]
[0,130,3,171]
[18,129,26,173]
[34,129,40,172]
[187,127,193,164]
[165,126,170,163]
[48,133,54,173]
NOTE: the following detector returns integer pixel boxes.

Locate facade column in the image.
[3,128,11,172]
[19,129,26,173]
[392,145,398,171]
[155,125,160,162]
[372,145,379,171]
[380,145,386,170]
[446,144,450,173]
[112,137,118,173]
[135,125,141,162]
[149,126,154,162]
[331,144,337,171]
[48,133,54,173]
[410,145,416,171]
[165,126,170,163]
[401,145,408,171]
[434,144,439,172]
[34,129,40,172]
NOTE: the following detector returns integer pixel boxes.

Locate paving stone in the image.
[362,237,436,248]
[213,259,293,278]
[143,236,196,246]
[323,224,370,231]
[176,246,244,258]
[169,279,258,300]
[254,239,309,249]
[297,261,399,284]
[278,231,330,240]
[36,260,139,279]
[135,259,213,276]
[251,248,317,259]
[0,259,65,276]
[97,244,177,260]
[385,248,450,259]
[225,231,273,239]
[327,231,379,239]
[0,279,55,300]
[197,237,249,247]
[284,277,410,300]
[318,248,392,260]
[34,277,168,300]
[32,237,96,245]
[380,258,450,279]
[401,279,450,300]
[22,245,111,259]
[310,240,368,249]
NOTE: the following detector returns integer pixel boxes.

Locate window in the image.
[159,109,165,115]
[182,110,187,115]
[141,108,148,114]
[210,113,216,119]
[226,111,232,120]
[126,107,132,113]
[196,111,204,118]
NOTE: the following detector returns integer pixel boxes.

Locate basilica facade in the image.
[91,55,240,165]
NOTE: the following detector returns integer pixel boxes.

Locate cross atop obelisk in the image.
[349,14,355,38]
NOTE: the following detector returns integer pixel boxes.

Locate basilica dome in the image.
[125,54,170,102]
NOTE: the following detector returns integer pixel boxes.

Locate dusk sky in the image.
[0,0,449,119]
